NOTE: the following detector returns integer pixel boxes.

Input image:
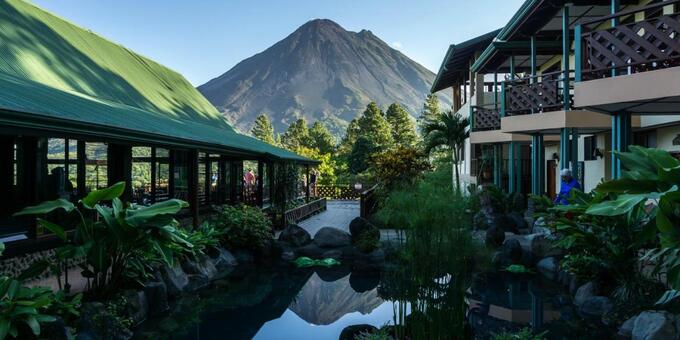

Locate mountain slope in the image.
[198,19,450,135]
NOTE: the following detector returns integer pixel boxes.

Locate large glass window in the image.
[46,138,79,201]
[198,152,207,205]
[155,148,170,202]
[85,142,108,192]
[243,160,258,205]
[0,137,31,239]
[132,147,152,205]
[173,150,189,201]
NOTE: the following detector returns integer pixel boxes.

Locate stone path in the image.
[298,200,359,237]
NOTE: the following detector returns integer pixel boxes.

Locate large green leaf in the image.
[13,199,75,216]
[596,178,660,194]
[81,181,125,209]
[125,199,188,226]
[37,219,67,241]
[17,260,50,281]
[586,194,647,216]
[0,242,4,256]
[24,315,41,335]
[0,319,9,340]
[656,290,680,306]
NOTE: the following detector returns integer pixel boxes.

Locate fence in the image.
[284,197,327,226]
[316,184,365,200]
[360,185,379,219]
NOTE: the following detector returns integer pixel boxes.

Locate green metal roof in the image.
[430,29,501,93]
[0,0,315,164]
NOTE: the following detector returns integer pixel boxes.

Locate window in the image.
[208,154,220,204]
[198,152,207,205]
[172,150,189,201]
[155,148,170,202]
[0,136,31,238]
[583,136,597,161]
[85,142,108,192]
[634,130,657,148]
[132,147,152,205]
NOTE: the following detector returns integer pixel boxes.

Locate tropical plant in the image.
[575,147,680,298]
[0,278,55,339]
[212,204,272,250]
[14,182,194,297]
[422,111,469,192]
[492,328,548,340]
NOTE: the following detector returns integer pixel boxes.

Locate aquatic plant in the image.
[292,257,340,268]
[502,264,533,274]
[492,327,548,340]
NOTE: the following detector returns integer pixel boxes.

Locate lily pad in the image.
[503,264,533,274]
[293,256,341,268]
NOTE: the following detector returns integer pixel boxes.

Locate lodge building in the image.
[0,0,317,257]
[432,0,680,198]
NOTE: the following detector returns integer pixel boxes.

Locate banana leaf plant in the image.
[14,182,194,298]
[579,146,680,299]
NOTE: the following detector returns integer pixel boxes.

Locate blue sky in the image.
[32,0,524,86]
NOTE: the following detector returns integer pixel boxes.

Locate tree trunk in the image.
[452,146,461,194]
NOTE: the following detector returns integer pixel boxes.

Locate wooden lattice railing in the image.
[471,106,500,131]
[505,71,571,116]
[316,185,362,200]
[580,2,680,79]
[284,197,327,226]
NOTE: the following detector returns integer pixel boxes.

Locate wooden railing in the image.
[360,185,379,219]
[578,1,680,80]
[504,71,572,116]
[284,197,327,226]
[316,185,363,200]
[471,106,501,131]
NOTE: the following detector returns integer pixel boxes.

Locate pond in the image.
[134,261,607,340]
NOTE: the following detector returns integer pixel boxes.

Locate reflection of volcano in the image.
[289,273,384,325]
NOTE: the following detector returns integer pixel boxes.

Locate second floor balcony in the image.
[504,71,573,116]
[471,105,501,132]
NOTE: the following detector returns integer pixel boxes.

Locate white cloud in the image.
[391,41,403,49]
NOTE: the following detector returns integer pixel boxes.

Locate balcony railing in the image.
[471,105,501,132]
[577,1,680,80]
[504,71,573,116]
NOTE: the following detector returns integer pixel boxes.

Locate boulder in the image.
[233,250,255,264]
[473,211,491,230]
[160,262,189,296]
[494,214,519,234]
[574,282,597,307]
[537,257,558,280]
[485,226,505,248]
[185,274,210,291]
[278,224,312,247]
[339,324,378,340]
[181,255,217,280]
[316,266,350,282]
[500,239,523,265]
[313,227,351,248]
[122,290,148,326]
[144,281,169,317]
[349,271,380,293]
[42,317,70,340]
[349,217,375,240]
[210,247,238,272]
[507,211,528,231]
[619,315,638,338]
[630,311,676,340]
[322,249,343,259]
[281,250,296,262]
[524,233,560,258]
[579,296,613,319]
[296,243,326,259]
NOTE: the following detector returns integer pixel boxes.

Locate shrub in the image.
[212,204,273,250]
[354,229,380,253]
[493,328,547,340]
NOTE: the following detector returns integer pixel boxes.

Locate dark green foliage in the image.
[14,182,195,298]
[421,111,469,192]
[251,114,277,145]
[0,277,56,339]
[369,147,430,193]
[385,103,418,148]
[308,121,336,155]
[281,118,312,151]
[493,328,548,340]
[212,205,273,250]
[419,93,441,132]
[354,229,380,253]
[529,194,554,214]
[348,102,394,175]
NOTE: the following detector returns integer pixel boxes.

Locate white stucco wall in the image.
[657,124,680,153]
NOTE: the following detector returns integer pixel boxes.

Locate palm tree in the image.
[422,111,470,192]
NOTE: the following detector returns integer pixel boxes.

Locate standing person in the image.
[244,169,255,187]
[555,168,581,205]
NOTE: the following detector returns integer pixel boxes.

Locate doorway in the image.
[547,160,557,200]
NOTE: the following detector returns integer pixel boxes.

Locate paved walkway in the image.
[298,200,359,237]
[297,200,404,243]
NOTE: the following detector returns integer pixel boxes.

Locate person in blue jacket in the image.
[555,168,581,205]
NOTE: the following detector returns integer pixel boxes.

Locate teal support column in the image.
[493,72,498,110]
[500,82,507,117]
[508,142,516,193]
[570,128,579,180]
[562,5,571,110]
[530,36,537,80]
[509,55,515,80]
[611,113,631,178]
[560,128,571,170]
[516,144,523,193]
[531,134,545,195]
[574,24,582,82]
[493,144,502,188]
